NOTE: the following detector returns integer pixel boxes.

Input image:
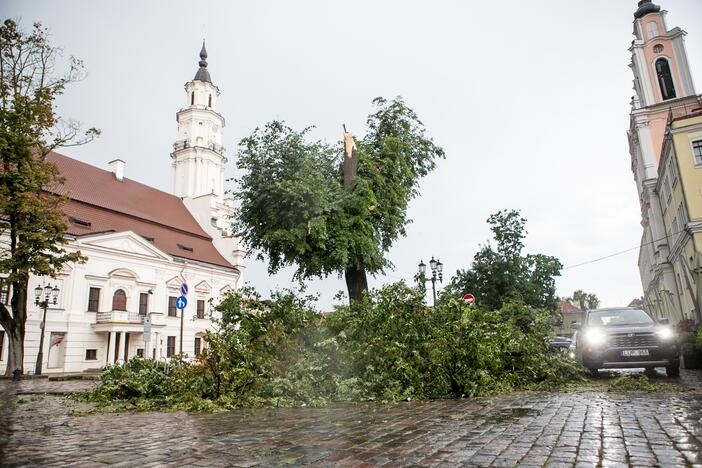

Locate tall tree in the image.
[444,210,562,312]
[234,97,443,302]
[567,290,600,311]
[0,20,97,376]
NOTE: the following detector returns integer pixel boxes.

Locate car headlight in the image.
[656,327,674,340]
[583,328,606,346]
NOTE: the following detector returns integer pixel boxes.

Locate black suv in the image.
[574,307,680,377]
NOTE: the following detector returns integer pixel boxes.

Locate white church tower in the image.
[172,42,226,199]
[172,42,245,274]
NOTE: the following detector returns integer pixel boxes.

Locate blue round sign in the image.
[175,295,187,309]
[180,283,189,296]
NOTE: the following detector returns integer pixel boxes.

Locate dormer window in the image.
[69,217,91,228]
[177,243,193,252]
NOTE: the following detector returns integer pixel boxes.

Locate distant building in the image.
[627,0,701,323]
[628,298,645,308]
[0,43,245,374]
[655,109,702,323]
[556,299,583,335]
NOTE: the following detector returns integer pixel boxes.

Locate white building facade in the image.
[0,43,245,374]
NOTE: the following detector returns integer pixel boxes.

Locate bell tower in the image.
[629,0,696,108]
[171,41,227,200]
[627,0,701,322]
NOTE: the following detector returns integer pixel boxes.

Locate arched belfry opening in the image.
[655,58,676,100]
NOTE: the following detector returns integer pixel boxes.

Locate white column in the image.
[107,331,116,365]
[116,332,125,363]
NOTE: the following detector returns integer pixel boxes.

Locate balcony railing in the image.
[172,139,226,155]
[94,311,167,327]
[95,311,144,324]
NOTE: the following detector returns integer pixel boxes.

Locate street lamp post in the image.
[34,283,59,376]
[418,257,443,307]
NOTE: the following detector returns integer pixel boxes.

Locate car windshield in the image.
[588,309,654,327]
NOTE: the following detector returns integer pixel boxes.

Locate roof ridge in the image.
[48,151,184,202]
[46,151,213,238]
[68,198,213,241]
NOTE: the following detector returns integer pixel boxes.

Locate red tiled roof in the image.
[557,299,582,317]
[47,152,236,270]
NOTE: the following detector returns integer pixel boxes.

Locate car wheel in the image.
[666,361,680,378]
[588,367,599,377]
[644,366,656,375]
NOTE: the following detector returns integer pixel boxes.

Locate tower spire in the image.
[634,0,661,19]
[194,41,212,83]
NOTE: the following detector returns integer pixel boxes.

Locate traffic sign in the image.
[463,293,476,305]
[180,283,189,296]
[176,295,187,309]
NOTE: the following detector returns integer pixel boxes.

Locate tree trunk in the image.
[345,266,368,304]
[5,326,25,377]
[342,126,368,303]
[1,279,28,377]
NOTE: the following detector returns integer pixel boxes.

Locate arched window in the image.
[191,92,195,105]
[112,289,127,311]
[655,58,676,100]
[208,94,212,107]
[647,21,659,40]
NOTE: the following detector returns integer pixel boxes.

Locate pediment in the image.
[80,231,170,261]
[195,280,211,293]
[166,276,183,289]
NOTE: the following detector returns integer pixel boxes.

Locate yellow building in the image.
[656,110,702,323]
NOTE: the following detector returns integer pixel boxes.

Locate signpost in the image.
[178,282,188,355]
[143,312,162,360]
[463,293,476,305]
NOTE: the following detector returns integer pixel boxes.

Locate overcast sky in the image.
[3,0,702,309]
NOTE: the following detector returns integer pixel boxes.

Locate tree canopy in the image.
[567,290,600,311]
[443,209,563,312]
[0,20,96,375]
[233,97,444,301]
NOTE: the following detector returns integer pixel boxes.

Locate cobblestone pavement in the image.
[2,371,702,467]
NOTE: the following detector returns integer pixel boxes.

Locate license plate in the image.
[621,349,649,357]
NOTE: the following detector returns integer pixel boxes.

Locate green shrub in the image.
[610,375,659,392]
[82,282,585,411]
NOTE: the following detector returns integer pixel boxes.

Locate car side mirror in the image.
[659,318,669,325]
[571,322,581,330]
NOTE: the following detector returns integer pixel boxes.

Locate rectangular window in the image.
[168,296,177,317]
[87,287,100,312]
[85,349,97,360]
[194,337,201,357]
[167,336,176,357]
[678,202,688,228]
[0,281,10,305]
[139,293,149,315]
[670,158,678,187]
[197,300,205,319]
[0,330,4,361]
[136,348,144,358]
[693,140,702,165]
